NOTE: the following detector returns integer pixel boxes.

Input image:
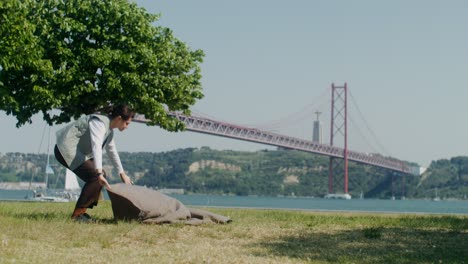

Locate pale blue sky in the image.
[1,0,468,167]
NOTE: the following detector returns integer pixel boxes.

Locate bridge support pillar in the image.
[401,174,406,200]
[328,83,349,195]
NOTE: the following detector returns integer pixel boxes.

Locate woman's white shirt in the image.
[89,118,124,174]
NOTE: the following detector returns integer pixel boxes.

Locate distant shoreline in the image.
[0,182,46,190]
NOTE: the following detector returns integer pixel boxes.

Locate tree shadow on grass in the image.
[251,227,467,263]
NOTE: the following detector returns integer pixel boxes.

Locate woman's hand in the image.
[98,173,111,190]
[120,172,133,185]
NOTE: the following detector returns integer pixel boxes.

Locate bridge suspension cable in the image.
[349,115,380,154]
[252,87,330,131]
[348,90,392,157]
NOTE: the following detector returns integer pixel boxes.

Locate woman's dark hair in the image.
[108,104,135,121]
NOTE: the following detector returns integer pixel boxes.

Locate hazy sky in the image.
[1,0,467,167]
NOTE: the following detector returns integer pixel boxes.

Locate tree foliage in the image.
[0,0,204,130]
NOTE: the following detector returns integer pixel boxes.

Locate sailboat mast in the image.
[45,126,51,189]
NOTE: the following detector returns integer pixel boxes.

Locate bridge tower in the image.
[328,83,349,195]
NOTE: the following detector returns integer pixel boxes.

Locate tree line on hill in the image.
[1,148,467,199]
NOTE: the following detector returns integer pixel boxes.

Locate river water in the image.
[1,189,467,215]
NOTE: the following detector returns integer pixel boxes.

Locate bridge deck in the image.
[133,113,421,175]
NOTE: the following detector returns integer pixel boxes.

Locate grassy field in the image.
[0,201,467,264]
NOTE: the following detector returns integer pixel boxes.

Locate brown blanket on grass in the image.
[107,184,231,225]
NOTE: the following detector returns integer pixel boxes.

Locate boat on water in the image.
[60,169,81,200]
[28,189,70,202]
[26,126,81,202]
[433,188,441,201]
[26,169,81,202]
[324,193,352,200]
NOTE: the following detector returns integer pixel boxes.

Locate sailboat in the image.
[27,125,80,202]
[29,189,69,202]
[433,188,441,201]
[28,167,70,202]
[34,169,81,202]
[61,169,81,201]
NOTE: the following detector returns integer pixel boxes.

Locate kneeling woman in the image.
[54,104,134,221]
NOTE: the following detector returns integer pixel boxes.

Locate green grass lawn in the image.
[0,201,467,263]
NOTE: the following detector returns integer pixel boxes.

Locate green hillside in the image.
[1,148,467,199]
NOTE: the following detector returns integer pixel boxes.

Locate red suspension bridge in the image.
[133,83,422,196]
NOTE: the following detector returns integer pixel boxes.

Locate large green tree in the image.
[0,0,204,131]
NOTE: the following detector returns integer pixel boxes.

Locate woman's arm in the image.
[89,118,111,189]
[106,138,132,184]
